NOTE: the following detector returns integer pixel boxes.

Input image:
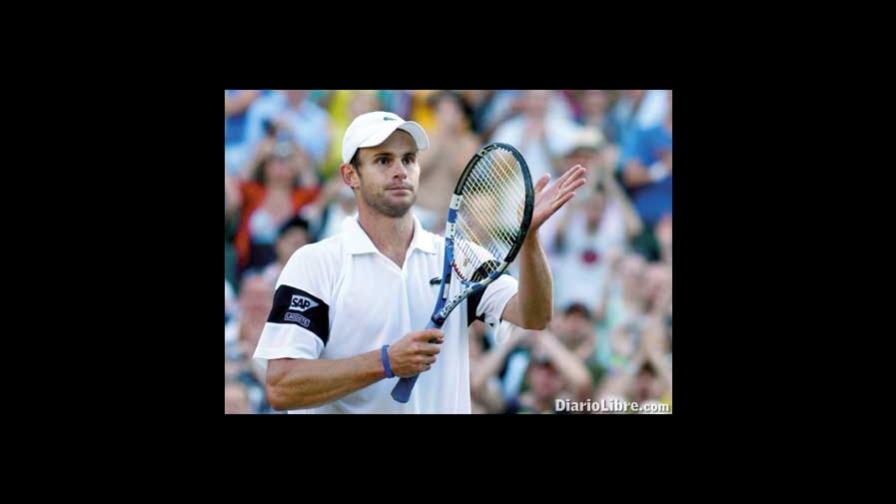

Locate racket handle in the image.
[390,319,441,403]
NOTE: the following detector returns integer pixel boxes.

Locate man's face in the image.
[352,131,419,218]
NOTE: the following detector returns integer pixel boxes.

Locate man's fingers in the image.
[415,329,444,342]
[559,167,587,191]
[561,177,588,195]
[419,343,442,356]
[554,164,583,187]
[534,174,551,193]
[550,191,578,213]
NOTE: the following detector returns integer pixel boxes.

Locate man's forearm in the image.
[516,234,553,329]
[266,350,386,410]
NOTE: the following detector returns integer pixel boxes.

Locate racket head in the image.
[431,142,534,324]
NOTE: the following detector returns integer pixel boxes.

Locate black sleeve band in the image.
[467,287,485,327]
[267,285,330,345]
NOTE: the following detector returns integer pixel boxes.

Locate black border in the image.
[103,60,773,458]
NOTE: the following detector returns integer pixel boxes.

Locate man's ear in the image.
[339,162,359,189]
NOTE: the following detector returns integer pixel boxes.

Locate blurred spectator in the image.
[482,90,575,139]
[547,128,643,310]
[381,90,413,119]
[551,303,597,362]
[609,89,668,141]
[619,91,672,227]
[656,213,672,265]
[307,90,332,108]
[491,90,579,184]
[637,90,670,129]
[234,142,320,272]
[594,322,672,413]
[261,215,311,285]
[642,262,673,346]
[596,250,672,398]
[314,182,358,241]
[479,90,522,137]
[225,381,251,414]
[224,273,273,357]
[615,91,671,262]
[409,90,439,133]
[225,279,237,325]
[505,330,592,414]
[470,328,591,413]
[225,90,261,176]
[225,169,242,289]
[595,253,649,372]
[224,273,276,413]
[577,90,612,137]
[416,91,480,230]
[456,90,490,134]
[245,90,332,170]
[468,321,508,414]
[609,90,646,159]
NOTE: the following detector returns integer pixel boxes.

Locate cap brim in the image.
[356,121,430,152]
[396,121,430,151]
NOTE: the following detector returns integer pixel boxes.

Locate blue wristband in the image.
[381,344,395,378]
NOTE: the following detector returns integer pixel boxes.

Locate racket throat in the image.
[427,314,446,329]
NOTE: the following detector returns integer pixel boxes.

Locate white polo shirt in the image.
[253,215,519,414]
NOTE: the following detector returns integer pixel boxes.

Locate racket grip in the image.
[390,319,441,403]
[391,375,419,403]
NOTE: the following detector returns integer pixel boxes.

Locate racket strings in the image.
[461,154,521,243]
[464,152,525,242]
[478,152,527,229]
[455,190,517,252]
[452,147,527,282]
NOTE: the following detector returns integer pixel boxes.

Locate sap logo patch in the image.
[289,294,319,312]
[269,285,330,345]
[284,312,311,327]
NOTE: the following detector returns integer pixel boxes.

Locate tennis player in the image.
[253,111,586,413]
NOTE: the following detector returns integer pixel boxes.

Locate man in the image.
[253,110,586,413]
[261,215,311,285]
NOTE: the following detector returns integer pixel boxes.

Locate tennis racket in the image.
[391,142,534,403]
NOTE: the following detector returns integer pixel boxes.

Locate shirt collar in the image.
[343,214,438,256]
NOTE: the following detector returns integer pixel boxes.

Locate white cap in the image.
[341,111,430,164]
